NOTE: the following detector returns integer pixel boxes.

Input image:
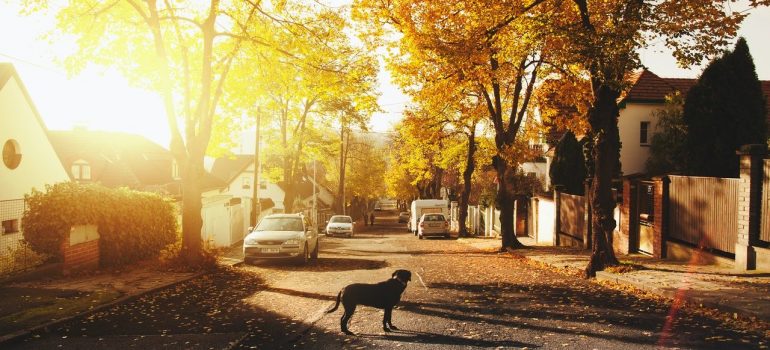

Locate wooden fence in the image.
[762,160,770,244]
[559,193,586,242]
[667,175,739,254]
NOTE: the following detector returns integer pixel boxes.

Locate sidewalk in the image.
[460,236,770,324]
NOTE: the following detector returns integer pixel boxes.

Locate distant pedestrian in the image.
[363,213,369,226]
[369,212,375,226]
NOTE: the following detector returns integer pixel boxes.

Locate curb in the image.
[0,270,206,346]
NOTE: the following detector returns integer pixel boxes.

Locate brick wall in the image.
[60,234,99,275]
[651,176,667,259]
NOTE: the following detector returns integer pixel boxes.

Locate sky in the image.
[1,3,768,149]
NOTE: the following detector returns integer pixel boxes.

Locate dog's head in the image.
[392,269,412,285]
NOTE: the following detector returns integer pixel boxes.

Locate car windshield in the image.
[330,216,352,223]
[255,217,303,231]
[424,214,445,221]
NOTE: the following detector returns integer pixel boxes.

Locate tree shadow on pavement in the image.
[251,258,388,272]
[397,281,767,350]
[359,329,539,348]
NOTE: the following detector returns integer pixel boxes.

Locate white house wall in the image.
[220,164,286,212]
[618,103,661,175]
[0,76,69,200]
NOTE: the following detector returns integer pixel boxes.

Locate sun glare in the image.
[1,3,170,147]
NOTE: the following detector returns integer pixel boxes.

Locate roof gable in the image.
[0,63,71,184]
[622,70,687,103]
[623,69,770,126]
[210,155,254,184]
[48,130,174,188]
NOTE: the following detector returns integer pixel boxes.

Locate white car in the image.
[325,215,354,237]
[417,213,450,239]
[243,214,319,264]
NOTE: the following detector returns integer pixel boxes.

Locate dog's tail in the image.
[326,290,342,313]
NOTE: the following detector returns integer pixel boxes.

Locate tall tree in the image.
[551,0,767,276]
[22,0,288,264]
[354,0,559,250]
[684,38,768,178]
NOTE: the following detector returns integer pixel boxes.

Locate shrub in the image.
[549,131,587,195]
[23,182,178,267]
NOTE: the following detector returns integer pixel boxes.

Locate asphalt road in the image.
[7,213,768,349]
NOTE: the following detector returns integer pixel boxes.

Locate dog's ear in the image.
[392,270,398,278]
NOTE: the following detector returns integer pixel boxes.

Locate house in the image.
[209,155,334,213]
[209,155,280,212]
[0,63,70,254]
[617,69,770,176]
[48,129,182,195]
[280,177,335,214]
[207,155,335,228]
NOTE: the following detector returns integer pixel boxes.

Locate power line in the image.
[0,52,67,76]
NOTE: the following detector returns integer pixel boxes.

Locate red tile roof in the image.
[622,69,770,125]
[622,70,700,103]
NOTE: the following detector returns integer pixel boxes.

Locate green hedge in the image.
[23,182,178,267]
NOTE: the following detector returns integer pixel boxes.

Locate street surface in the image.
[6,213,767,349]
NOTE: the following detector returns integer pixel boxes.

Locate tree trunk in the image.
[251,110,261,226]
[337,127,347,213]
[585,83,621,277]
[458,129,477,237]
[181,157,204,265]
[493,155,524,250]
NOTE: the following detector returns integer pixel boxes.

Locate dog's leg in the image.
[341,305,356,335]
[383,307,398,332]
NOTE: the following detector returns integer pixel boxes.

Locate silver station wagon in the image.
[243,214,319,264]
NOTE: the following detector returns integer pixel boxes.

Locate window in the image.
[172,159,180,180]
[2,219,20,234]
[242,177,251,189]
[2,139,21,169]
[640,121,650,145]
[71,159,91,180]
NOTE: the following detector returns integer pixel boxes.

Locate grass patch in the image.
[0,287,121,335]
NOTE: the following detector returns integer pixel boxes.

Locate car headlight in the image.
[245,237,259,245]
[283,239,301,246]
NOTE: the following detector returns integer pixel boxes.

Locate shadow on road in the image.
[248,257,389,272]
[358,329,539,348]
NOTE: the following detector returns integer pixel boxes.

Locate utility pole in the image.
[250,108,261,227]
[313,160,317,229]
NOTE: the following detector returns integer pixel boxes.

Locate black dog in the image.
[326,269,412,335]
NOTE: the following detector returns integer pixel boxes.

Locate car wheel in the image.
[243,258,253,265]
[444,234,450,239]
[311,241,319,260]
[297,244,310,265]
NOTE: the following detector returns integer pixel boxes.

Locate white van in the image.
[409,199,449,234]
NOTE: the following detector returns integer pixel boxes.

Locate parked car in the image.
[417,213,450,239]
[243,214,319,264]
[398,211,410,223]
[326,215,354,237]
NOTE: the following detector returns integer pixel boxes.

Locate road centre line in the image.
[415,270,428,290]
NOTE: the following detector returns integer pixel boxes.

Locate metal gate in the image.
[636,181,655,254]
[761,160,770,243]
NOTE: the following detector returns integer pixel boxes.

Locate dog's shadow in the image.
[355,329,539,348]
